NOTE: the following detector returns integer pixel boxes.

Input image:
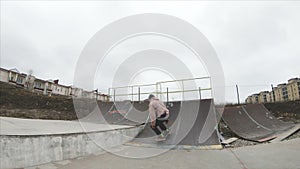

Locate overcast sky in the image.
[1,1,300,103]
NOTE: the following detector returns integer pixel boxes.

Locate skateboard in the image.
[156,129,171,142]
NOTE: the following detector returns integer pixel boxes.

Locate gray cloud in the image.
[1,1,300,102]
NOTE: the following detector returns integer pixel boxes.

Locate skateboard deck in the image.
[156,130,171,142]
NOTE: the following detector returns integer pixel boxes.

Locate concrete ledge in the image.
[0,126,141,169]
[125,142,223,150]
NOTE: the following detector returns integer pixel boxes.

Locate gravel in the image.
[221,123,300,148]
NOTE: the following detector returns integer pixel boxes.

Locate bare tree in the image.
[25,69,35,91]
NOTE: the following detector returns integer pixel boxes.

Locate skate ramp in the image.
[83,99,221,147]
[130,99,221,147]
[243,104,294,131]
[80,101,145,125]
[222,104,294,142]
[101,101,140,125]
[99,101,149,125]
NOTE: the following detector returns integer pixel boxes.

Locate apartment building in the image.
[245,96,252,104]
[274,83,289,102]
[287,78,300,101]
[0,67,109,101]
[50,80,72,96]
[246,94,259,104]
[3,68,27,87]
[258,91,269,103]
[246,77,300,103]
[0,68,9,82]
[266,91,274,103]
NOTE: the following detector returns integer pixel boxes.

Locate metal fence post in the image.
[138,87,140,102]
[199,87,201,100]
[181,80,185,100]
[131,86,134,101]
[167,87,169,103]
[113,89,116,102]
[236,84,240,104]
[271,84,276,102]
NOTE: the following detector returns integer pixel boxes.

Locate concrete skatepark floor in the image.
[2,116,300,169]
[0,117,134,136]
[2,117,298,169]
[25,138,300,169]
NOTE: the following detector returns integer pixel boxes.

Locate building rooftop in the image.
[277,83,287,87]
[288,78,300,83]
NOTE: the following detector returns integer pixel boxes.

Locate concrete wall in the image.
[0,126,141,169]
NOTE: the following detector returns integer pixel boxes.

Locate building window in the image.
[35,82,42,88]
[16,77,23,84]
[282,87,287,92]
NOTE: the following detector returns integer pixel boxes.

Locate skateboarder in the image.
[148,94,170,141]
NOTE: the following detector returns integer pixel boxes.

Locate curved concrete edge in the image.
[0,126,142,169]
[125,142,223,150]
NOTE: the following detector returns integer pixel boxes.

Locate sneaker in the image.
[155,134,166,141]
[162,129,170,136]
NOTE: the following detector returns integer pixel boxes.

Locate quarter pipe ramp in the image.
[79,99,221,147]
[222,104,294,142]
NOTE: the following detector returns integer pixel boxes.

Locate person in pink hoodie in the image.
[148,94,170,141]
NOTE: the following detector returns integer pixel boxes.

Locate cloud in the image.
[1,1,300,102]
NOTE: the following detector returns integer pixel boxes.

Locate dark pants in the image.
[151,113,168,135]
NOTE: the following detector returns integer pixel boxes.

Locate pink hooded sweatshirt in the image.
[148,97,169,122]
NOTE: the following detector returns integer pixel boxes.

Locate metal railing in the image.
[108,77,212,102]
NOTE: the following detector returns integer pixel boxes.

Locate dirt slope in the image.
[264,101,300,123]
[1,81,299,122]
[0,81,76,120]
